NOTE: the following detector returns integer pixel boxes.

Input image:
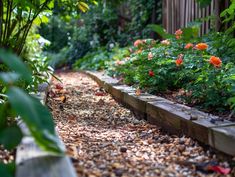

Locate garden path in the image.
[47,71,229,177]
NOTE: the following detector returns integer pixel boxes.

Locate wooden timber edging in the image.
[16,79,77,177]
[83,70,235,156]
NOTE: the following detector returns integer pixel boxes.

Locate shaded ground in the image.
[47,71,233,177]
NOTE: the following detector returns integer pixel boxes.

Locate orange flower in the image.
[209,56,222,67]
[175,54,183,66]
[148,52,153,60]
[184,43,194,49]
[134,39,143,47]
[196,43,208,50]
[175,29,183,36]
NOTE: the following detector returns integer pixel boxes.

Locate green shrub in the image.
[105,30,235,113]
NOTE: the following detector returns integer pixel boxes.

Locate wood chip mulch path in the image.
[47,71,233,177]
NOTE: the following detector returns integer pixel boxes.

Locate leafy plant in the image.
[228,70,235,112]
[0,49,64,176]
[220,0,235,47]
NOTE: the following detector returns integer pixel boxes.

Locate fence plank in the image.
[162,0,226,35]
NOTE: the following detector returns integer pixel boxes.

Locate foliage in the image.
[41,0,162,68]
[76,27,235,114]
[73,46,130,71]
[0,0,54,55]
[0,1,97,176]
[220,0,235,46]
[196,0,212,7]
[228,71,235,112]
[0,49,64,176]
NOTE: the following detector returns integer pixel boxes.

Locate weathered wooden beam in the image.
[16,82,77,177]
[16,155,76,177]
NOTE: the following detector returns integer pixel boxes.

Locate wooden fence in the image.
[162,0,230,35]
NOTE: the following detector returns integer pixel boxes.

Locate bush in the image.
[80,30,235,114]
[73,46,130,71]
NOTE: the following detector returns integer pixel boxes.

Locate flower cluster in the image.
[175,29,183,39]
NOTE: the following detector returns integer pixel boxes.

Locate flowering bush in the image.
[106,30,235,114]
[74,28,235,115]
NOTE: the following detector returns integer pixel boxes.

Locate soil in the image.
[47,71,234,177]
[156,90,235,121]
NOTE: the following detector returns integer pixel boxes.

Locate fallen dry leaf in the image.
[55,83,64,90]
[135,88,141,96]
[95,92,105,96]
[54,95,66,102]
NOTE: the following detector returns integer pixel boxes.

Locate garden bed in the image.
[83,70,235,156]
[74,31,235,123]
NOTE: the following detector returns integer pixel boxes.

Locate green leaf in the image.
[197,0,212,8]
[0,163,14,177]
[7,87,64,154]
[0,104,8,129]
[92,1,98,5]
[0,126,23,150]
[78,2,90,13]
[220,10,228,17]
[147,24,173,39]
[0,49,32,83]
[0,72,20,84]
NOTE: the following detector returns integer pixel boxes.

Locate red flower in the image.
[134,40,143,47]
[149,70,154,77]
[176,58,183,66]
[184,43,194,49]
[209,56,222,68]
[175,54,183,66]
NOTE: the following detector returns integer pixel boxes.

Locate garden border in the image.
[15,78,77,177]
[83,70,235,156]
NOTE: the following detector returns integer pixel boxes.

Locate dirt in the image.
[47,71,234,177]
